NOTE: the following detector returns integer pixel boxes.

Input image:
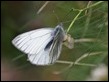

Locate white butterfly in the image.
[12,23,74,65]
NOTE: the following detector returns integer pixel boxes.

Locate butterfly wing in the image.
[12,24,65,65]
[12,28,53,55]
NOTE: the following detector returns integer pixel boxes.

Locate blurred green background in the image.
[1,1,108,81]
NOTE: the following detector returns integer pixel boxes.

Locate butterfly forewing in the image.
[12,28,53,55]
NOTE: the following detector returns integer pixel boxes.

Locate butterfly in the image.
[12,23,74,65]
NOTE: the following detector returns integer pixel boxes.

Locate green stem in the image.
[66,1,104,33]
[66,10,82,33]
[82,1,104,11]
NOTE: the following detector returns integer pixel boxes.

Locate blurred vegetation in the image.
[1,1,108,81]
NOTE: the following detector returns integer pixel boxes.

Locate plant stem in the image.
[66,10,82,33]
[82,1,104,11]
[66,1,104,33]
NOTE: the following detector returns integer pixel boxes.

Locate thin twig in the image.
[75,52,103,63]
[55,51,102,74]
[56,60,96,67]
[85,1,92,15]
[82,1,104,11]
[66,10,82,33]
[74,38,96,43]
[82,1,92,37]
[12,54,25,61]
[37,1,50,14]
[55,60,96,74]
[67,1,104,33]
